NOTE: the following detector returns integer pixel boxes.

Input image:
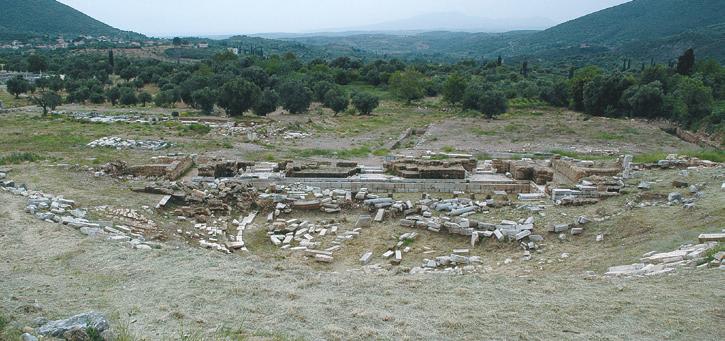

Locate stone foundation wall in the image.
[551,159,620,183]
[234,178,536,194]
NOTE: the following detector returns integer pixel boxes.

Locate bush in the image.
[351,92,379,115]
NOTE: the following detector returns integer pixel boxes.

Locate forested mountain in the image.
[0,0,143,40]
[287,0,725,63]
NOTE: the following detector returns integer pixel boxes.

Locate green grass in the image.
[293,146,372,159]
[595,132,625,140]
[702,244,725,264]
[372,148,390,156]
[549,149,613,160]
[441,146,456,153]
[0,152,45,165]
[634,149,725,163]
[178,123,211,136]
[470,127,498,136]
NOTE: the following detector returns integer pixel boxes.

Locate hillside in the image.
[287,0,725,63]
[514,0,725,60]
[0,0,143,41]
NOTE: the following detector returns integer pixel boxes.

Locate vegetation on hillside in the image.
[0,0,143,41]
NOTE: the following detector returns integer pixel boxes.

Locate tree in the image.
[676,48,695,76]
[521,61,529,78]
[323,87,348,116]
[539,79,570,107]
[119,66,138,81]
[253,89,280,116]
[442,73,467,105]
[6,76,30,98]
[279,80,312,114]
[32,90,61,116]
[119,88,138,106]
[240,66,269,89]
[463,82,507,118]
[582,72,633,116]
[138,91,153,107]
[569,66,602,111]
[191,87,217,114]
[172,37,182,46]
[389,70,425,103]
[106,87,121,106]
[312,81,335,102]
[217,79,260,116]
[154,90,178,107]
[108,50,115,70]
[27,54,47,73]
[351,92,379,116]
[623,81,664,118]
[672,77,714,126]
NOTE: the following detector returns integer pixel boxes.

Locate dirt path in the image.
[1,191,723,340]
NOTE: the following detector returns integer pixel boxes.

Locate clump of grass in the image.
[503,124,523,133]
[178,123,211,135]
[86,327,105,341]
[634,149,725,163]
[596,132,624,140]
[441,146,456,153]
[475,152,492,160]
[295,146,372,159]
[701,244,725,265]
[0,152,44,165]
[372,148,390,156]
[549,150,611,160]
[470,127,497,136]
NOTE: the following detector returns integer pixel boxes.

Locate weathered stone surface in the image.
[698,233,725,243]
[360,251,373,264]
[37,312,109,338]
[21,333,38,341]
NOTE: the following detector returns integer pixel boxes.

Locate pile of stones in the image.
[605,241,722,277]
[87,136,171,150]
[1,174,160,251]
[267,216,369,263]
[413,250,483,273]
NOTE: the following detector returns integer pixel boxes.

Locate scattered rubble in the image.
[605,242,721,277]
[87,136,171,150]
[1,173,161,251]
[37,311,109,339]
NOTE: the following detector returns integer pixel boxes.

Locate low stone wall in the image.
[675,127,720,149]
[551,159,620,183]
[127,157,193,180]
[231,178,537,194]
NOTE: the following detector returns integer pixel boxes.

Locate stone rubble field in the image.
[1,108,724,340]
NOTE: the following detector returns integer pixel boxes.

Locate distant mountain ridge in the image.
[0,0,143,40]
[329,12,555,33]
[286,0,725,62]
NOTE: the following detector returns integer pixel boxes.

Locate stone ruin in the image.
[550,156,623,183]
[100,155,193,180]
[493,159,554,185]
[285,161,361,178]
[384,157,477,179]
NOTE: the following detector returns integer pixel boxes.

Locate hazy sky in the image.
[58,0,631,37]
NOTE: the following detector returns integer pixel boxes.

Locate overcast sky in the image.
[57,0,631,37]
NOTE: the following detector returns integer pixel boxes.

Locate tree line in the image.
[1,48,723,133]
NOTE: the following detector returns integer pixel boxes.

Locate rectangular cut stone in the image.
[515,230,531,240]
[494,229,504,240]
[698,233,725,243]
[382,250,394,258]
[374,209,385,222]
[315,254,334,263]
[360,251,373,264]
